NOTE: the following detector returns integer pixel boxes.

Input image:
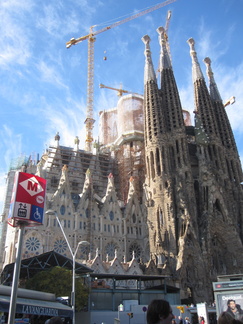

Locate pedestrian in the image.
[45,317,63,324]
[147,299,175,324]
[185,317,190,324]
[178,316,184,324]
[199,316,205,324]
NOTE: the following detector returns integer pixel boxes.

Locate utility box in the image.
[213,275,243,319]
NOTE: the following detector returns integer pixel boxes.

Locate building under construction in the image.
[1,24,243,306]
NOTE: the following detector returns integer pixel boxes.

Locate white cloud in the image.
[37,60,68,89]
[0,125,23,169]
[40,96,87,149]
[0,0,34,68]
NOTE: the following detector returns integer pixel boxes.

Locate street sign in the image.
[8,172,46,227]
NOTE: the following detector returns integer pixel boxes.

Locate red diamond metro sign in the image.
[8,172,46,227]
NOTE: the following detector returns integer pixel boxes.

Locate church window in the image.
[54,239,68,254]
[104,224,106,231]
[84,222,86,230]
[128,242,142,260]
[156,148,161,176]
[26,237,40,252]
[51,176,58,187]
[72,181,78,188]
[105,242,117,258]
[86,208,90,218]
[150,151,155,179]
[127,227,130,234]
[60,205,65,215]
[64,220,66,228]
[68,220,70,228]
[93,223,96,230]
[132,213,136,223]
[117,225,119,233]
[109,211,114,221]
[108,224,110,232]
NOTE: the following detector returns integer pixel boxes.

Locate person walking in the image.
[147,299,175,324]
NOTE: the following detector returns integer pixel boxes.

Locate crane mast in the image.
[66,0,177,152]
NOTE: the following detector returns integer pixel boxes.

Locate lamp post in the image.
[45,210,90,324]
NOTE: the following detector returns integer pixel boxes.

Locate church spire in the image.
[141,35,157,84]
[204,57,240,156]
[157,26,172,71]
[187,38,204,83]
[204,57,222,102]
[187,37,217,136]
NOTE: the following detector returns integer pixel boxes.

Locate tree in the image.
[25,266,89,311]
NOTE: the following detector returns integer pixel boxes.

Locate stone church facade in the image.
[1,26,243,304]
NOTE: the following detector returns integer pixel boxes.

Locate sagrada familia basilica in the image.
[1,25,243,304]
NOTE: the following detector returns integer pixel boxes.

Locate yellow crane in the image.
[224,96,235,107]
[66,0,177,152]
[99,83,142,97]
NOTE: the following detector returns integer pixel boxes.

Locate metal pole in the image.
[72,243,81,324]
[8,222,26,324]
[45,210,90,324]
[72,253,75,324]
[55,213,76,324]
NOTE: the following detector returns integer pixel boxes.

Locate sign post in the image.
[7,172,46,324]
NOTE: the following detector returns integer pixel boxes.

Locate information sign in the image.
[8,172,46,227]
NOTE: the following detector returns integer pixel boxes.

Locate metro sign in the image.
[19,176,44,196]
[8,172,46,227]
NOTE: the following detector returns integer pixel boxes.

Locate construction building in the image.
[1,25,243,306]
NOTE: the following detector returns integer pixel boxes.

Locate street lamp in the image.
[45,209,90,324]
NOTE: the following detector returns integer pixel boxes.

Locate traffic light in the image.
[176,306,185,313]
[127,313,134,318]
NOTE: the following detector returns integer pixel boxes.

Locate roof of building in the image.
[1,250,93,284]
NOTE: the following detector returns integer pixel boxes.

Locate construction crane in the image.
[224,96,235,108]
[66,0,177,152]
[99,83,142,97]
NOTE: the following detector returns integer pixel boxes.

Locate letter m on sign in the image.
[28,180,38,192]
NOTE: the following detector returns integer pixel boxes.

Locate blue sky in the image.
[1,0,243,212]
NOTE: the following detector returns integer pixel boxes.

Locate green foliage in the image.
[25,266,89,311]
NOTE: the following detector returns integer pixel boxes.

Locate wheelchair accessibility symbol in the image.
[33,208,41,220]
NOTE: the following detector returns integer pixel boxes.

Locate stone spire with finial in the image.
[157,26,172,71]
[204,57,222,102]
[187,38,204,83]
[141,35,157,84]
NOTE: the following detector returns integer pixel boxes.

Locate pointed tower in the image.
[187,38,243,296]
[187,38,219,137]
[142,29,204,303]
[204,57,243,184]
